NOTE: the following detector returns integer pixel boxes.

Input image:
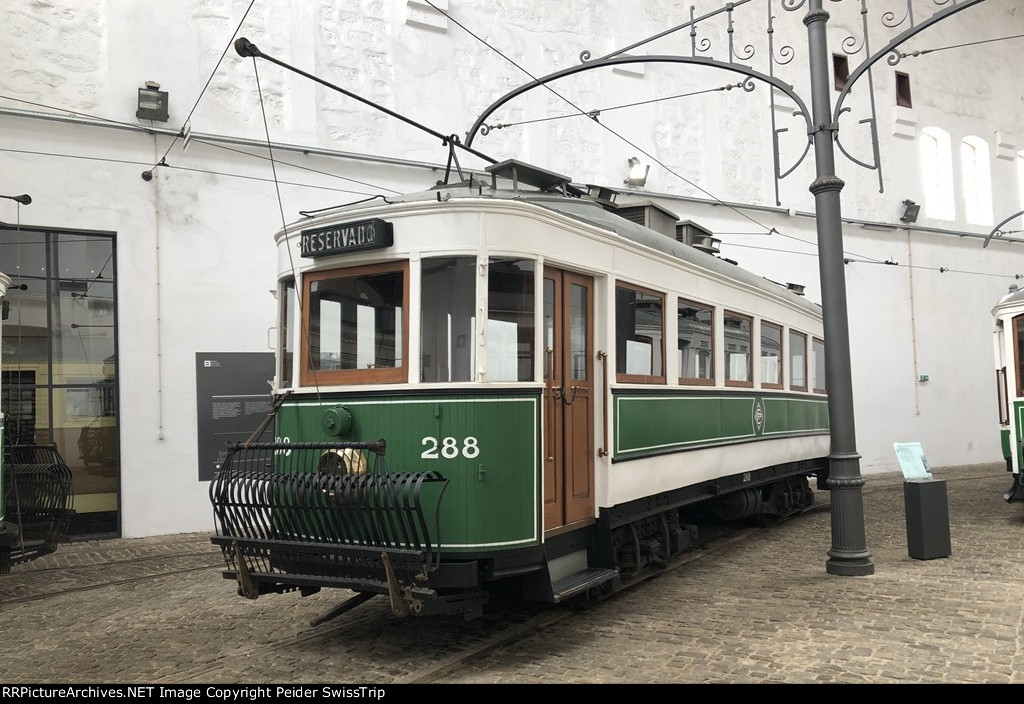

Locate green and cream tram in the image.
[210,161,830,619]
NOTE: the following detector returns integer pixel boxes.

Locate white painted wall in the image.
[0,0,1021,536]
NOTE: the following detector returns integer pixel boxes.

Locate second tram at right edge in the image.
[993,283,1024,502]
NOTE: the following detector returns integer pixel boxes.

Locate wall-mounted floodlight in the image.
[137,81,169,122]
[900,199,920,224]
[624,157,650,188]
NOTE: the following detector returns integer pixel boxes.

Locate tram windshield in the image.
[300,262,407,385]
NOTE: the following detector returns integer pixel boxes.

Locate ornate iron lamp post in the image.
[803,0,872,575]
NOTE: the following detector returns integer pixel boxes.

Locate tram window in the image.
[487,258,536,382]
[616,284,665,383]
[789,330,807,391]
[1014,315,1024,397]
[301,262,408,385]
[724,311,752,387]
[568,282,588,382]
[421,257,476,383]
[280,278,296,388]
[812,337,826,393]
[761,321,783,389]
[677,299,714,385]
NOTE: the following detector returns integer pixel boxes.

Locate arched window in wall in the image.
[961,135,993,226]
[920,127,954,220]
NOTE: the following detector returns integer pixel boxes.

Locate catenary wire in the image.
[0,147,383,197]
[420,0,1019,283]
[150,0,257,171]
[421,0,793,239]
[0,94,404,195]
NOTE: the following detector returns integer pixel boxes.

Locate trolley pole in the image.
[804,0,874,576]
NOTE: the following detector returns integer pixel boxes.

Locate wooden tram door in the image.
[543,268,595,532]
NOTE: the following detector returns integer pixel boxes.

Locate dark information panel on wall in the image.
[196,352,275,482]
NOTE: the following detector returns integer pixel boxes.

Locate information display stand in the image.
[903,479,951,560]
[894,442,951,561]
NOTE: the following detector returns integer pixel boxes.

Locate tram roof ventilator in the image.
[485,159,585,197]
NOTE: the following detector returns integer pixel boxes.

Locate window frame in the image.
[299,260,410,386]
[676,297,715,386]
[723,310,754,389]
[420,255,477,384]
[279,277,296,388]
[961,135,993,226]
[895,71,912,108]
[812,336,827,394]
[1014,314,1024,398]
[789,329,808,392]
[760,321,784,390]
[920,127,955,221]
[486,256,537,383]
[615,281,666,385]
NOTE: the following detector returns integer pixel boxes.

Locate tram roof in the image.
[288,164,820,315]
[993,284,1024,316]
[403,179,821,315]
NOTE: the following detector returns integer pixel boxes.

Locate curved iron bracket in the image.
[984,209,1024,249]
[833,0,990,123]
[830,0,991,193]
[465,54,813,151]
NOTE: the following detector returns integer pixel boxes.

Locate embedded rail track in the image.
[0,550,224,606]
[1,514,772,684]
[2,480,925,685]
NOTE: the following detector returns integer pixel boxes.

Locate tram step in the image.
[551,567,618,603]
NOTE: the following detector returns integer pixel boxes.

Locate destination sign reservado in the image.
[299,218,393,258]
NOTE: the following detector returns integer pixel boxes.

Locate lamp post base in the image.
[825,553,875,576]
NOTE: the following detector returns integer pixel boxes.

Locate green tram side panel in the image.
[613,392,829,459]
[274,393,541,553]
[1016,401,1024,468]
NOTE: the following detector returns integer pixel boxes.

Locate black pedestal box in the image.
[903,479,951,560]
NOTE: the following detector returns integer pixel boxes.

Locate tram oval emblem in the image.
[753,398,765,436]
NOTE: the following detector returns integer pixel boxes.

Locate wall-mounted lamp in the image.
[0,194,31,205]
[136,81,169,122]
[624,157,650,188]
[900,199,920,224]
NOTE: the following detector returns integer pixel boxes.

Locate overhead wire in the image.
[0,87,408,194]
[900,32,1024,58]
[249,52,323,406]
[420,1,797,237]
[0,146,385,197]
[190,139,403,194]
[421,0,1020,283]
[147,0,257,173]
[417,4,820,249]
[3,8,1018,286]
[486,83,745,130]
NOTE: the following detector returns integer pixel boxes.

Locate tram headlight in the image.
[317,448,367,475]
